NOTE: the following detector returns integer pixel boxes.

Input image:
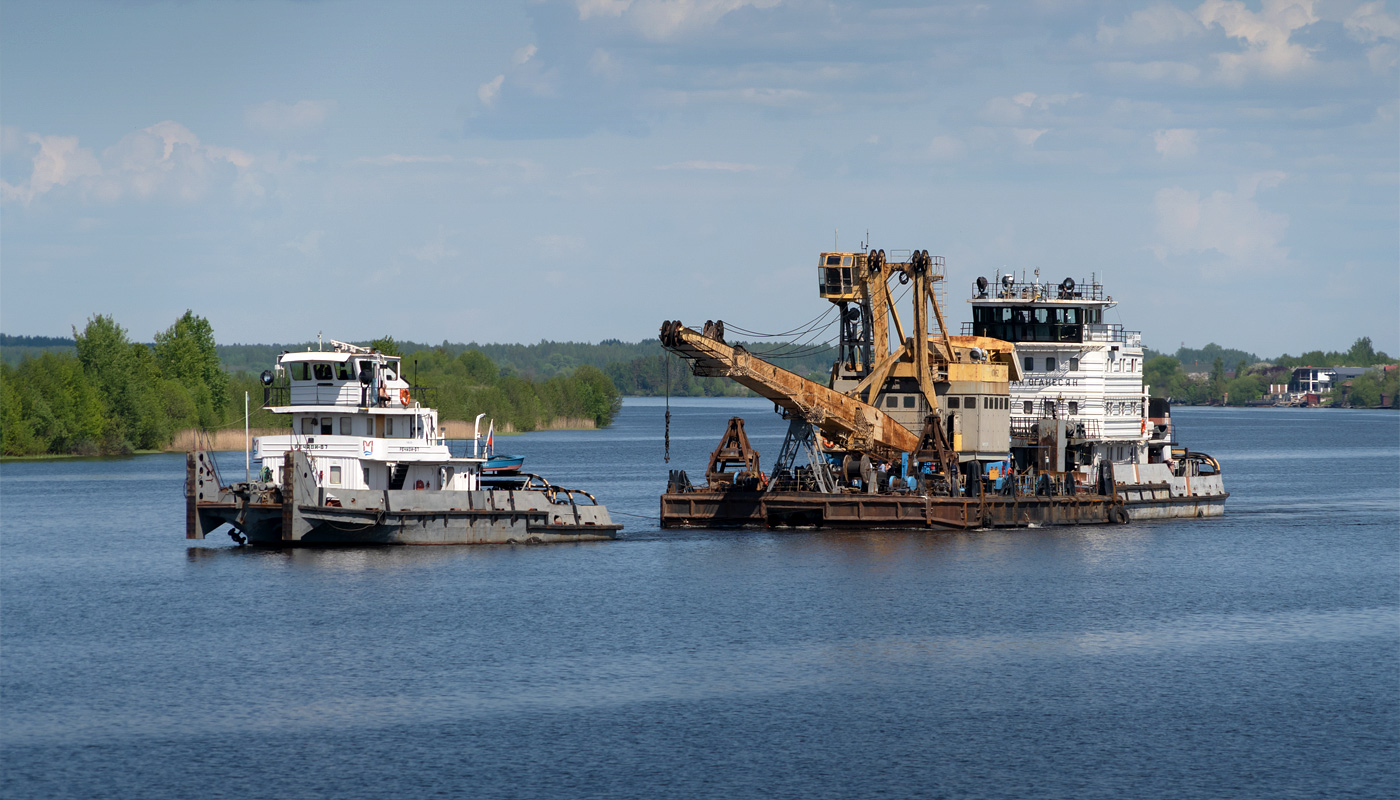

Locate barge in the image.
[659,247,1226,530]
[187,339,621,545]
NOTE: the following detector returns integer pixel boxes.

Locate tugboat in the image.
[658,247,1226,530]
[967,271,1226,520]
[186,339,621,545]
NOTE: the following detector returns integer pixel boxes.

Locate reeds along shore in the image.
[167,417,597,452]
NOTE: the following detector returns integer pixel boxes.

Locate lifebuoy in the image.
[400,388,411,405]
[1141,419,1147,434]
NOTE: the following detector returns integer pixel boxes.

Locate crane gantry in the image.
[661,247,1022,486]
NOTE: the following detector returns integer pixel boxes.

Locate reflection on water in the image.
[2,400,1397,800]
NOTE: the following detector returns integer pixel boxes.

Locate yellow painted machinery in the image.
[660,248,1021,480]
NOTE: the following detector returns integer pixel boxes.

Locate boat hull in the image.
[188,451,620,546]
[660,486,1228,530]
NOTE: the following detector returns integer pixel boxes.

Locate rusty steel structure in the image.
[658,244,1152,531]
[660,319,921,463]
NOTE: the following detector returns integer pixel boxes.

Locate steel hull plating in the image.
[188,451,620,546]
[660,487,1228,530]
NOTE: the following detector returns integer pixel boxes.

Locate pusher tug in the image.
[659,247,1226,530]
[187,339,621,545]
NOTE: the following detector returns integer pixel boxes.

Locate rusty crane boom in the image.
[661,248,1023,486]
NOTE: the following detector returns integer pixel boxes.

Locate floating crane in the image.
[660,248,1022,489]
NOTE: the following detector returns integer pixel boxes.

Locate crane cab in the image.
[817,252,862,301]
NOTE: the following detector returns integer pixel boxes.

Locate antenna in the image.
[834,227,838,250]
[318,332,322,351]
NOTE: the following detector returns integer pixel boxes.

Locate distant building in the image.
[1288,366,1370,394]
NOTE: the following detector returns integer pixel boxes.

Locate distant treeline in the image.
[365,337,620,435]
[1,322,624,458]
[1144,337,1398,406]
[214,337,835,397]
[2,314,232,456]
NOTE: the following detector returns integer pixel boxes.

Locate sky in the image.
[2,0,1396,359]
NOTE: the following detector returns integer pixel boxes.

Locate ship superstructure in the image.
[967,273,1150,469]
[659,245,1227,529]
[186,339,620,545]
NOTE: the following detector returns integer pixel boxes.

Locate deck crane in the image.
[661,248,1023,492]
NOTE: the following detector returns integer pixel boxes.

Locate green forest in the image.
[1,318,622,457]
[1143,337,1398,407]
[5,322,1395,457]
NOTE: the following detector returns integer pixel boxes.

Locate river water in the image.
[2,399,1396,799]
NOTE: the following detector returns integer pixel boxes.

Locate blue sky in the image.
[2,0,1396,358]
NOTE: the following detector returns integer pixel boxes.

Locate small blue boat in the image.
[482,454,525,475]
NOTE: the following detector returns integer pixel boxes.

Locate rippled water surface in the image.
[2,400,1397,799]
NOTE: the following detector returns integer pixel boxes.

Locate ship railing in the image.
[1010,416,1102,440]
[971,278,1105,301]
[265,383,438,408]
[1083,324,1139,344]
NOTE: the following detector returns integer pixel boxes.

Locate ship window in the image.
[1044,400,1055,416]
[301,417,314,434]
[321,417,332,435]
[340,417,352,435]
[313,363,334,380]
[386,417,395,436]
[886,395,897,408]
[825,255,841,266]
[1024,356,1034,373]
[1046,357,1057,372]
[291,363,310,381]
[965,396,975,408]
[841,256,852,266]
[1068,401,1078,415]
[903,396,915,408]
[1034,308,1048,323]
[362,466,370,486]
[1070,357,1079,371]
[337,362,351,381]
[1023,401,1033,414]
[329,466,341,485]
[948,397,960,409]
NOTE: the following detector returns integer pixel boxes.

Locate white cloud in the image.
[983,92,1080,123]
[283,230,324,258]
[577,0,632,18]
[409,228,459,264]
[1013,128,1048,146]
[1344,1,1400,42]
[513,44,538,65]
[92,121,253,202]
[245,100,336,134]
[576,0,783,40]
[1196,0,1318,81]
[1152,172,1290,270]
[655,160,759,171]
[1154,128,1198,157]
[2,122,253,206]
[1098,3,1205,45]
[1365,41,1398,72]
[1,133,101,205]
[478,74,505,107]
